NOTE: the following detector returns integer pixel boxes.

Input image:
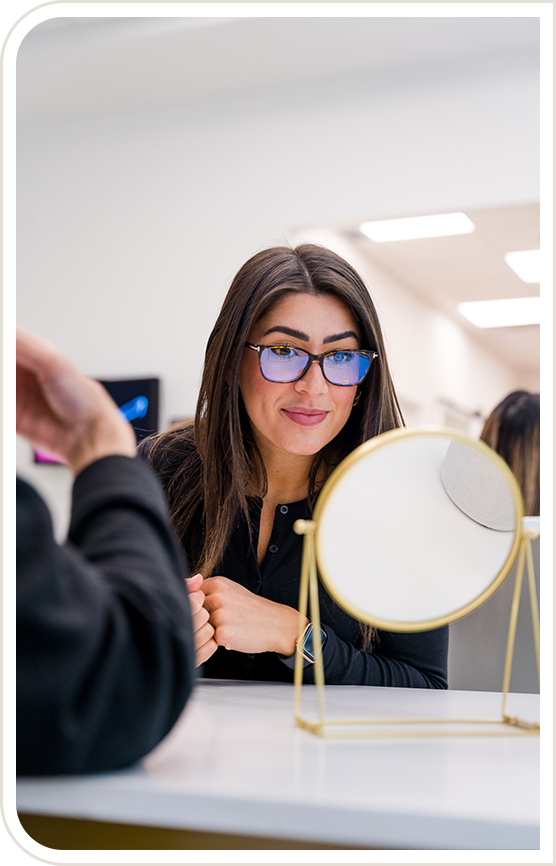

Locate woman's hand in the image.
[185,574,218,667]
[201,576,307,657]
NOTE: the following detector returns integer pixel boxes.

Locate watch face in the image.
[303,624,316,662]
[298,624,327,664]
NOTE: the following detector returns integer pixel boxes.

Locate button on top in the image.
[269,544,278,554]
[280,505,289,514]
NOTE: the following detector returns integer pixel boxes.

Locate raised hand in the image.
[16,327,136,476]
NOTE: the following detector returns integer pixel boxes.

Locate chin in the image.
[280,435,333,457]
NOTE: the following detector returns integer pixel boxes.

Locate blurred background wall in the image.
[15,15,540,536]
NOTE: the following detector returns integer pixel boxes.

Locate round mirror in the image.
[314,428,523,632]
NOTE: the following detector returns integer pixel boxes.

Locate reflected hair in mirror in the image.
[480,391,540,516]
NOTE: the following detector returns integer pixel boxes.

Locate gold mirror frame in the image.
[293,427,539,738]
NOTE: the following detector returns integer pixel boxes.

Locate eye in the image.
[329,350,355,363]
[269,345,301,358]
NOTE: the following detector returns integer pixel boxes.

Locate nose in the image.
[294,359,328,395]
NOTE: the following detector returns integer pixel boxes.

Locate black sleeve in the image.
[16,456,195,776]
[302,620,449,689]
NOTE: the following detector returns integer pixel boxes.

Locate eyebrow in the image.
[262,326,359,344]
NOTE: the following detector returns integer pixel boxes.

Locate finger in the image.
[199,576,227,595]
[194,621,215,648]
[188,588,206,616]
[191,604,210,631]
[185,573,204,592]
[213,625,233,651]
[16,328,61,374]
[200,578,226,599]
[17,327,120,423]
[201,593,222,615]
[17,366,60,431]
[195,638,218,667]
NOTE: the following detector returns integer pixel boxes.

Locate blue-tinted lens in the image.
[260,346,309,382]
[322,350,371,386]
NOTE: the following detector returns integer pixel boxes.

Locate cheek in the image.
[333,389,357,424]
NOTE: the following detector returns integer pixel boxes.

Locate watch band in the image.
[278,622,328,669]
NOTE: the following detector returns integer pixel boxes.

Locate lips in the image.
[281,408,329,427]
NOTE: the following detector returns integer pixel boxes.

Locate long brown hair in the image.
[145,244,404,576]
[480,390,540,516]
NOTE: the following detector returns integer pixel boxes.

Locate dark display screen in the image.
[34,377,160,463]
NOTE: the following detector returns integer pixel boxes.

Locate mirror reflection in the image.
[316,432,520,627]
[440,440,515,531]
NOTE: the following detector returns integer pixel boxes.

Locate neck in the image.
[249,442,317,505]
[266,454,315,504]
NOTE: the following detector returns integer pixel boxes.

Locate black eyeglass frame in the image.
[245,342,378,386]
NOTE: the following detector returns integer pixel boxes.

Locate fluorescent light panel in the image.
[504,249,540,284]
[360,212,475,242]
[458,297,540,328]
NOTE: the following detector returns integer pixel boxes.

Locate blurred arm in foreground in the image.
[16,328,197,775]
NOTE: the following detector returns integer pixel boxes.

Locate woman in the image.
[141,244,448,687]
[480,390,540,516]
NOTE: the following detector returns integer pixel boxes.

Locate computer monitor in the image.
[33,377,160,463]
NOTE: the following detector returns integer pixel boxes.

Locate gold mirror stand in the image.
[501,526,540,729]
[292,519,539,739]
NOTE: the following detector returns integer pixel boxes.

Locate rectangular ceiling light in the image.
[458,297,540,328]
[360,212,475,242]
[504,249,540,283]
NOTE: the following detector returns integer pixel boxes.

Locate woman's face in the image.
[239,292,362,462]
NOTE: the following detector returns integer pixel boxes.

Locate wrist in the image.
[68,417,136,476]
[275,610,309,658]
[278,622,328,669]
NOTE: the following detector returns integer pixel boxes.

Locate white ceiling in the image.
[337,203,540,375]
[17,15,540,381]
[18,15,540,123]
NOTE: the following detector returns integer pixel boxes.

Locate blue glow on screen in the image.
[118,396,149,422]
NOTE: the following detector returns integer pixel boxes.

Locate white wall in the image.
[16,49,539,536]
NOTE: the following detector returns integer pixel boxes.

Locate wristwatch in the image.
[278,622,328,669]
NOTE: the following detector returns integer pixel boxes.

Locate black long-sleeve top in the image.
[140,436,448,689]
[16,455,196,776]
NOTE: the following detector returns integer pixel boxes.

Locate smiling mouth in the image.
[281,408,329,427]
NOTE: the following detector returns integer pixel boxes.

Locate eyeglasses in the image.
[245,343,377,387]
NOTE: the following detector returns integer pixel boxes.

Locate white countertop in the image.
[17,680,540,850]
